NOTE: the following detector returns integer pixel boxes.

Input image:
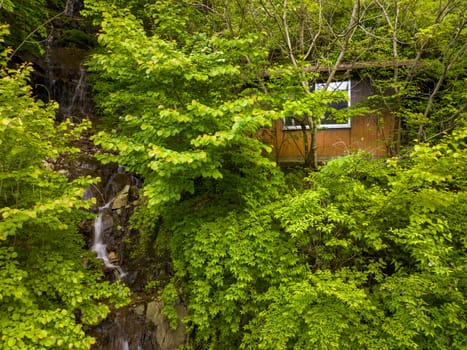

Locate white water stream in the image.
[92,200,126,279]
[64,0,82,17]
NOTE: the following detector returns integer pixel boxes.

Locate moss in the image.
[57,29,96,49]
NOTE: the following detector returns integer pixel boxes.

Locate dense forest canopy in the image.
[1,0,466,349]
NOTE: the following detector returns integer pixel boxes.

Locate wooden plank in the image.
[305,60,424,73]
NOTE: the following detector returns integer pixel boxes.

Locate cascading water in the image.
[64,0,84,17]
[31,2,186,348]
[42,43,92,120]
[63,63,93,120]
[43,32,56,101]
[39,0,93,122]
[86,169,188,349]
[92,200,126,279]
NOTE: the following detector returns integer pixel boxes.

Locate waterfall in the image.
[44,32,56,102]
[92,201,126,279]
[86,170,185,349]
[115,337,130,350]
[64,0,83,17]
[64,64,92,120]
[39,0,92,122]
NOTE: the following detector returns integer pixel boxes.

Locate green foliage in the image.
[0,45,129,348]
[0,0,49,54]
[358,0,466,146]
[0,0,87,55]
[82,1,466,349]
[85,6,280,212]
[166,201,302,348]
[162,130,466,349]
[161,280,179,330]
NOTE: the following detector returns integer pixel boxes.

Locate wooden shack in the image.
[260,77,394,163]
[258,61,423,163]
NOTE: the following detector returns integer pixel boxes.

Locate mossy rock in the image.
[57,29,96,49]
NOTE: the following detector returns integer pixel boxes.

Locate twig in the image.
[9,10,65,60]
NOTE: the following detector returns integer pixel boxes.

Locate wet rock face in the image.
[64,0,84,17]
[81,169,140,280]
[89,297,187,350]
[146,301,187,350]
[112,185,130,210]
[46,48,93,120]
[89,305,159,350]
[79,167,185,349]
[30,0,95,122]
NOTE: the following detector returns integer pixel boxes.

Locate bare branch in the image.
[9,10,65,59]
[324,0,361,89]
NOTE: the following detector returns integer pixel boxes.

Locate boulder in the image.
[112,185,130,210]
[145,300,187,350]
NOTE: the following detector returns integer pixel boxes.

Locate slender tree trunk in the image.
[376,0,401,153]
[305,117,318,169]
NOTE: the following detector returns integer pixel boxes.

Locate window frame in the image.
[283,79,352,130]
